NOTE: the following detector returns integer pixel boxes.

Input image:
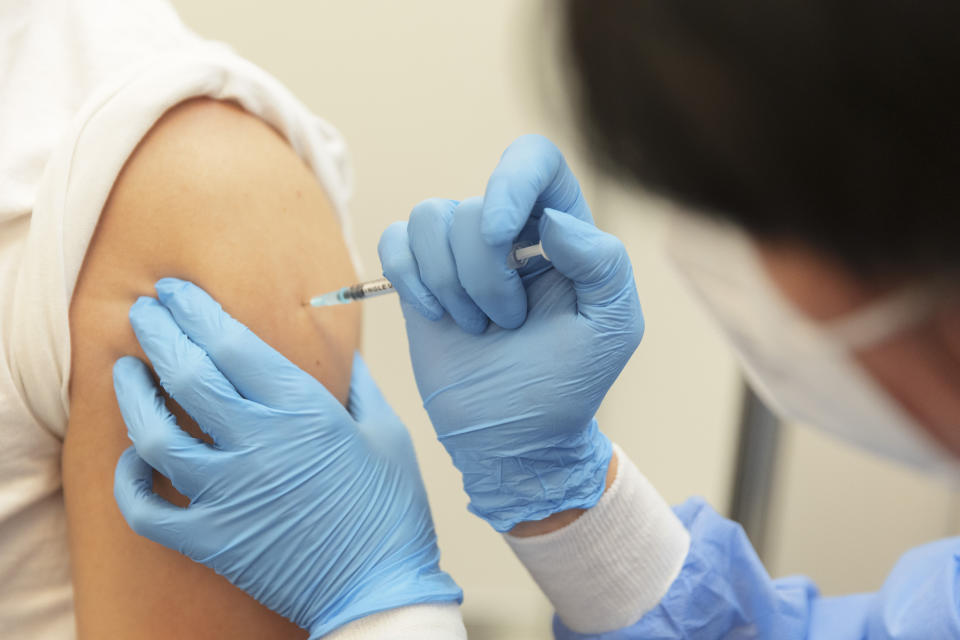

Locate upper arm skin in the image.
[65,99,361,639]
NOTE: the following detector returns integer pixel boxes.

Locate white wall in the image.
[168,1,960,636]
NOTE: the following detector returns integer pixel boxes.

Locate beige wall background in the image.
[170,1,959,637]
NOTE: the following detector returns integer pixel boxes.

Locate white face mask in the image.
[665,215,958,479]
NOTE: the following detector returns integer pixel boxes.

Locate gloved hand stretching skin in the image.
[111,278,462,638]
[378,167,643,531]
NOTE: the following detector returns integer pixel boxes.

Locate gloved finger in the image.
[347,352,416,455]
[449,197,528,329]
[114,356,217,500]
[114,446,190,552]
[481,134,594,246]
[377,221,444,321]
[346,352,395,423]
[539,208,644,337]
[408,199,488,334]
[128,296,257,445]
[153,278,319,409]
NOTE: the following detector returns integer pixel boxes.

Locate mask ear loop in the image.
[822,284,951,351]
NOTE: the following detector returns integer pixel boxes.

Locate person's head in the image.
[562,0,960,457]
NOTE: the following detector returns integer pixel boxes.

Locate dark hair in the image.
[563,0,960,276]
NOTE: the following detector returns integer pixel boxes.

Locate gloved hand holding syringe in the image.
[307,241,549,307]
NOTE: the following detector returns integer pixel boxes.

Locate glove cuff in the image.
[453,419,612,532]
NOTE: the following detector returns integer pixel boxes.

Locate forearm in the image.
[553,492,818,639]
[506,446,817,639]
[509,446,960,640]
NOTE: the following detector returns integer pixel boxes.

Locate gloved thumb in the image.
[346,352,392,423]
[539,208,639,315]
[114,447,189,554]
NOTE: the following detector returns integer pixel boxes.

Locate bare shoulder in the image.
[65,98,360,639]
[70,98,360,397]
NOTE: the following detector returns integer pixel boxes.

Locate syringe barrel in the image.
[344,277,394,300]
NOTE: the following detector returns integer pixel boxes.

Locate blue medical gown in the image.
[554,498,960,639]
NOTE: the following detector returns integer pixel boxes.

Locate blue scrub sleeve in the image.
[554,497,960,639]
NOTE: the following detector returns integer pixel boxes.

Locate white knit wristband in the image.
[505,443,690,633]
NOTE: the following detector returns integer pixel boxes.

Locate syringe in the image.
[308,241,549,307]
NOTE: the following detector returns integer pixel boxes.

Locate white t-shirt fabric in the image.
[327,604,467,640]
[0,0,359,636]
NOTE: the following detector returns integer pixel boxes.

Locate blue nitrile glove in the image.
[378,192,643,532]
[111,278,461,638]
[470,134,595,329]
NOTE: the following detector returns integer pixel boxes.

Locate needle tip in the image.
[308,291,345,307]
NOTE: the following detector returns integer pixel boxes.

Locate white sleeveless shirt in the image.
[0,1,354,635]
